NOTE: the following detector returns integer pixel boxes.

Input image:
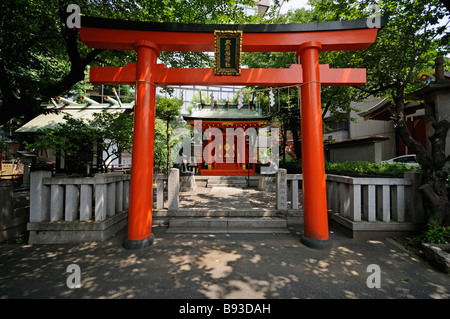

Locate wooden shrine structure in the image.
[183,102,270,176]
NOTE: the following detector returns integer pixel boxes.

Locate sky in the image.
[279,0,311,13]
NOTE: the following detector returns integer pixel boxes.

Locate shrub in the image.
[324,161,419,177]
[279,159,302,174]
[279,160,419,177]
[408,223,450,245]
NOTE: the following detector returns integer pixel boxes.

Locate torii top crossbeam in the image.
[79,16,387,87]
[78,16,386,250]
[80,16,383,52]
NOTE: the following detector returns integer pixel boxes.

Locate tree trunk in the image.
[281,125,287,162]
[291,126,302,160]
[393,87,450,227]
[166,120,170,174]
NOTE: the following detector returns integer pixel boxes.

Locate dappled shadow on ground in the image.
[177,187,276,210]
[243,188,276,209]
[0,225,449,299]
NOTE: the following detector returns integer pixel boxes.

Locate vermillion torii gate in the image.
[79,16,385,250]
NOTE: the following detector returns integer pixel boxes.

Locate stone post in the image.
[17,151,36,188]
[30,170,52,222]
[168,168,179,211]
[0,180,13,242]
[276,169,287,210]
[404,171,424,222]
[156,178,164,209]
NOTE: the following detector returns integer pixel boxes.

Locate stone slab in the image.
[27,212,128,244]
[166,227,289,234]
[422,243,450,274]
[329,212,423,240]
[167,217,289,234]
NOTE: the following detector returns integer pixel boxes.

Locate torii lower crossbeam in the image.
[89,63,366,87]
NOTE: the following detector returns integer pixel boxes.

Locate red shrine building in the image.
[183,102,270,176]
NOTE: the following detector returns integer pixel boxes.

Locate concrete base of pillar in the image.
[123,233,154,250]
[301,234,332,250]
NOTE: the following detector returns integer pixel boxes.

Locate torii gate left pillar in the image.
[79,16,385,250]
[122,40,159,249]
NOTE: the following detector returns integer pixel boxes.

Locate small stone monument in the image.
[17,150,36,188]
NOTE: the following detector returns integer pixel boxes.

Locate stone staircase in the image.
[165,183,291,234]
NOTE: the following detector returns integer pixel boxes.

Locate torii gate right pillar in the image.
[297,41,331,249]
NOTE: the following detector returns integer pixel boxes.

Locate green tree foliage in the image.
[309,0,450,226]
[89,111,134,171]
[241,6,359,162]
[25,115,97,173]
[153,118,169,174]
[26,111,134,173]
[0,0,264,127]
[156,95,183,173]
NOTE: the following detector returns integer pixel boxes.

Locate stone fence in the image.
[153,169,187,211]
[325,172,424,239]
[27,168,425,243]
[28,171,130,244]
[274,169,424,238]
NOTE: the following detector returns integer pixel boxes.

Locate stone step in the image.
[206,183,247,188]
[166,227,289,234]
[206,179,248,187]
[153,208,285,217]
[166,217,289,234]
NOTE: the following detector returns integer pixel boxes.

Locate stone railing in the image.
[274,169,303,210]
[28,168,425,243]
[275,169,424,238]
[28,170,130,244]
[326,173,423,223]
[30,171,130,222]
[154,169,182,211]
[325,172,424,238]
[154,173,167,210]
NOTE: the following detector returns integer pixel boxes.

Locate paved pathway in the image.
[207,187,253,210]
[1,186,449,303]
[178,186,277,210]
[1,223,449,300]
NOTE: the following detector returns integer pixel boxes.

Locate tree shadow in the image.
[0,226,449,299]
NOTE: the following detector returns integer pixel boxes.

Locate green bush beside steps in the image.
[279,159,420,178]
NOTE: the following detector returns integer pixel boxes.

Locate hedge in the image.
[279,160,420,177]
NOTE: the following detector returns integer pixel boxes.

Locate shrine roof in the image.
[16,99,134,133]
[183,104,270,122]
[359,98,424,122]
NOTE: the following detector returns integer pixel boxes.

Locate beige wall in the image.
[323,97,397,161]
[349,97,396,161]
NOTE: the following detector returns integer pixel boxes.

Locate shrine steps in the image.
[166,217,290,234]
